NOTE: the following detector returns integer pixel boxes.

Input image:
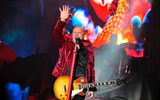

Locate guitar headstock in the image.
[116,78,127,86]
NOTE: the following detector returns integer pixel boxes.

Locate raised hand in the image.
[59,5,70,22]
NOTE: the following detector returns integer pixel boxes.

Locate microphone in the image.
[75,36,81,44]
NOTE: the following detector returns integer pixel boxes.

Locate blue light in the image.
[5,83,30,100]
[5,83,22,100]
[131,16,141,29]
[143,9,151,24]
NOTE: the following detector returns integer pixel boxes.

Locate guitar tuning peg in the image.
[116,79,121,86]
[116,78,128,86]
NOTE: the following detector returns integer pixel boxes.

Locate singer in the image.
[51,5,95,100]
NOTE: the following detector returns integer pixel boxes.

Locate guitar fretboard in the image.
[79,80,117,89]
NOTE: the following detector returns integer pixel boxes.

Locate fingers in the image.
[64,5,69,11]
[59,5,69,12]
[87,91,94,99]
[59,5,70,22]
[59,7,62,12]
[64,5,67,11]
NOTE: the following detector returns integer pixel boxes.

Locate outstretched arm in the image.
[52,5,70,47]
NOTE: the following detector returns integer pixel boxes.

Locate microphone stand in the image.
[66,43,79,100]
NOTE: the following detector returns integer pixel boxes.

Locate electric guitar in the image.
[53,76,126,100]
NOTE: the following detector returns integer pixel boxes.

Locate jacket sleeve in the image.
[52,20,66,48]
[89,50,97,91]
[90,52,95,83]
[85,50,96,91]
[87,47,95,83]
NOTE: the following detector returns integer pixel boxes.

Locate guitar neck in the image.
[80,80,117,89]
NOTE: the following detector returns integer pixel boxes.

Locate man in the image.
[52,5,95,100]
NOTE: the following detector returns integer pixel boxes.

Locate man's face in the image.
[72,27,85,43]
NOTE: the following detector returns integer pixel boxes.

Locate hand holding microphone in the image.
[75,36,82,50]
[75,36,81,44]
